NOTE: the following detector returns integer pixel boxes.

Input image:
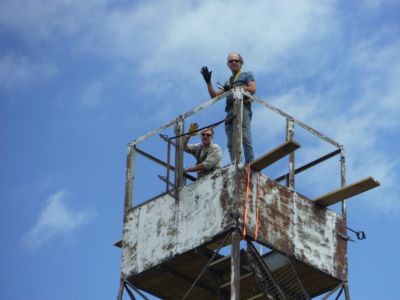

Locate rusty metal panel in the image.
[121,165,237,278]
[241,169,346,280]
[122,164,346,281]
[121,192,177,277]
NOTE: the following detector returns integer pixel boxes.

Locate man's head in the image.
[227,52,243,74]
[200,127,214,146]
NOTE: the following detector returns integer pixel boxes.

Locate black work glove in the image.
[223,83,230,92]
[200,66,212,83]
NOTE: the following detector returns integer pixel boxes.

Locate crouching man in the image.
[184,124,222,179]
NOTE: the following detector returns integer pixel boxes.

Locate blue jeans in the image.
[225,105,254,164]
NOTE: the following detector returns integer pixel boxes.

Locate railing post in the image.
[231,87,243,300]
[286,119,295,189]
[340,146,350,300]
[118,144,136,300]
[174,116,185,198]
[166,139,172,193]
[340,146,346,212]
[232,87,243,163]
[124,144,136,218]
[231,227,241,300]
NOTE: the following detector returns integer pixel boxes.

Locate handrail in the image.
[243,91,342,148]
[129,90,341,150]
[128,91,229,147]
[124,88,347,214]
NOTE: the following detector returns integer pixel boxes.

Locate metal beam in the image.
[247,92,342,148]
[124,281,150,300]
[286,119,295,189]
[135,147,196,181]
[182,231,232,300]
[232,88,243,163]
[129,92,227,146]
[220,272,253,289]
[275,149,341,182]
[174,117,185,193]
[159,265,218,295]
[231,228,241,300]
[124,146,136,216]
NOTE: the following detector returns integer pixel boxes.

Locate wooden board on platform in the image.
[314,176,380,207]
[250,140,301,171]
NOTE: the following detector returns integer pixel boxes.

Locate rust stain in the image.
[122,164,346,281]
[334,216,347,280]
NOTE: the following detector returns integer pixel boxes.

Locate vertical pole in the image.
[117,278,124,300]
[231,227,241,300]
[166,140,171,193]
[344,282,351,300]
[174,117,185,198]
[232,87,243,163]
[124,144,136,218]
[231,87,243,300]
[118,144,136,300]
[286,119,295,189]
[340,146,350,300]
[340,146,346,213]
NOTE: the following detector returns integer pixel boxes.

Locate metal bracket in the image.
[338,233,355,242]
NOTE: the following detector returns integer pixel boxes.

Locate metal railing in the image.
[122,88,346,216]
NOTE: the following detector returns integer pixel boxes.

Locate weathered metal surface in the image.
[121,165,237,278]
[174,117,184,194]
[232,87,243,163]
[122,164,346,281]
[123,146,135,216]
[241,168,347,280]
[286,119,295,189]
[231,87,243,300]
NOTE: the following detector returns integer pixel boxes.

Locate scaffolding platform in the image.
[117,88,380,299]
[120,164,348,299]
[127,242,341,299]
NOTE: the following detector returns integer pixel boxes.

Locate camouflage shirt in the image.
[186,142,222,177]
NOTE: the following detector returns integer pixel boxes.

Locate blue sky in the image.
[1,0,399,299]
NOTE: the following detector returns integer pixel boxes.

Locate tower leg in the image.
[117,276,124,300]
[231,228,240,300]
[344,282,351,300]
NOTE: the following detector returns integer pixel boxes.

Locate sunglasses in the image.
[201,133,212,137]
[228,59,241,63]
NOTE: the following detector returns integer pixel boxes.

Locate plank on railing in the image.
[250,140,301,171]
[314,177,380,207]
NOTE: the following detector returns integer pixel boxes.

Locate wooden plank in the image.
[314,176,380,207]
[250,140,301,171]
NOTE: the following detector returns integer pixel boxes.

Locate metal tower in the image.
[116,88,379,300]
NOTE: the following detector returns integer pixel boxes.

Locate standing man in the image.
[200,52,255,164]
[184,124,223,178]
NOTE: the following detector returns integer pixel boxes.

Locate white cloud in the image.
[101,0,336,77]
[0,0,105,42]
[2,0,398,216]
[0,54,57,90]
[22,190,96,250]
[0,0,336,76]
[78,81,105,108]
[250,26,400,215]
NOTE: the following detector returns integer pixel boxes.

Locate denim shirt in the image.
[225,71,255,112]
